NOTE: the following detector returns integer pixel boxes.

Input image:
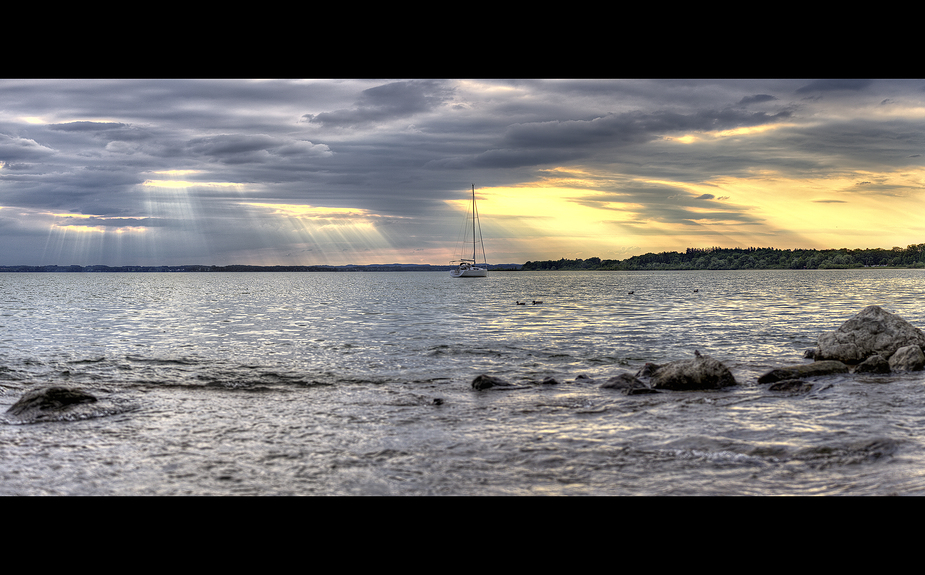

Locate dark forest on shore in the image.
[522,245,925,271]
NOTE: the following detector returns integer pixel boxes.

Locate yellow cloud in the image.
[668,123,794,145]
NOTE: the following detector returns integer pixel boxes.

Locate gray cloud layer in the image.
[1,79,923,265]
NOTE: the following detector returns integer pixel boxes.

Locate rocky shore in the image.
[472,305,925,394]
[7,306,923,424]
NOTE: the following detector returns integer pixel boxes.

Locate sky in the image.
[1,78,924,266]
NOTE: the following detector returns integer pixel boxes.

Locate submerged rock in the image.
[767,379,814,393]
[815,305,925,364]
[5,386,98,423]
[622,386,660,395]
[648,353,737,391]
[471,374,515,390]
[757,360,849,384]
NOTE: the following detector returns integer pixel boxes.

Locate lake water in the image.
[2,269,925,495]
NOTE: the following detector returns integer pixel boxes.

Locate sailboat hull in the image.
[450,267,488,278]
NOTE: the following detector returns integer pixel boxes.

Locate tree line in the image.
[521,245,925,271]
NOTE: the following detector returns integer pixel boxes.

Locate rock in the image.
[5,386,97,422]
[816,305,925,364]
[888,345,925,372]
[600,372,646,390]
[757,360,849,384]
[648,354,737,391]
[539,377,561,385]
[768,379,814,393]
[854,354,891,374]
[471,374,515,390]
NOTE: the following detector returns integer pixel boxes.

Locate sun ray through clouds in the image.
[238,202,400,264]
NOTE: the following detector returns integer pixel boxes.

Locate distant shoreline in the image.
[0,264,523,273]
[4,245,925,272]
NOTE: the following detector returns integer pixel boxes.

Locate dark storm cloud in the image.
[737,94,777,106]
[780,117,925,173]
[465,147,586,169]
[796,79,873,93]
[442,107,795,170]
[304,80,454,127]
[48,121,128,131]
[185,134,332,164]
[508,108,792,148]
[569,182,762,228]
[0,133,55,161]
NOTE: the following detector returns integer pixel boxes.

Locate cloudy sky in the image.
[1,79,923,266]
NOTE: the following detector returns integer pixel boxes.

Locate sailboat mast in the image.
[471,184,476,261]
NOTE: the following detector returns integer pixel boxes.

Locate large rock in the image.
[648,353,737,391]
[816,305,925,364]
[758,360,850,383]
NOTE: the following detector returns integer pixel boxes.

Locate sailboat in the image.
[450,184,488,278]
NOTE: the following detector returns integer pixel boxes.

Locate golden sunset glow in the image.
[447,161,925,261]
[669,123,792,144]
[714,124,789,138]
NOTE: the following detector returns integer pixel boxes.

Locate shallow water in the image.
[2,269,925,495]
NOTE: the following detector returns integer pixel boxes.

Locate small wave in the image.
[67,357,107,364]
[125,355,200,366]
[793,437,901,466]
[666,448,770,465]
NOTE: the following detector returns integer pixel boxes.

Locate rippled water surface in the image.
[3,269,925,495]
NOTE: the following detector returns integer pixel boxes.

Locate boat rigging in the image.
[450,184,488,278]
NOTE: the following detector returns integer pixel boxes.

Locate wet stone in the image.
[471,374,515,390]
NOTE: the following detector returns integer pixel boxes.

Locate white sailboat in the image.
[450,184,488,278]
